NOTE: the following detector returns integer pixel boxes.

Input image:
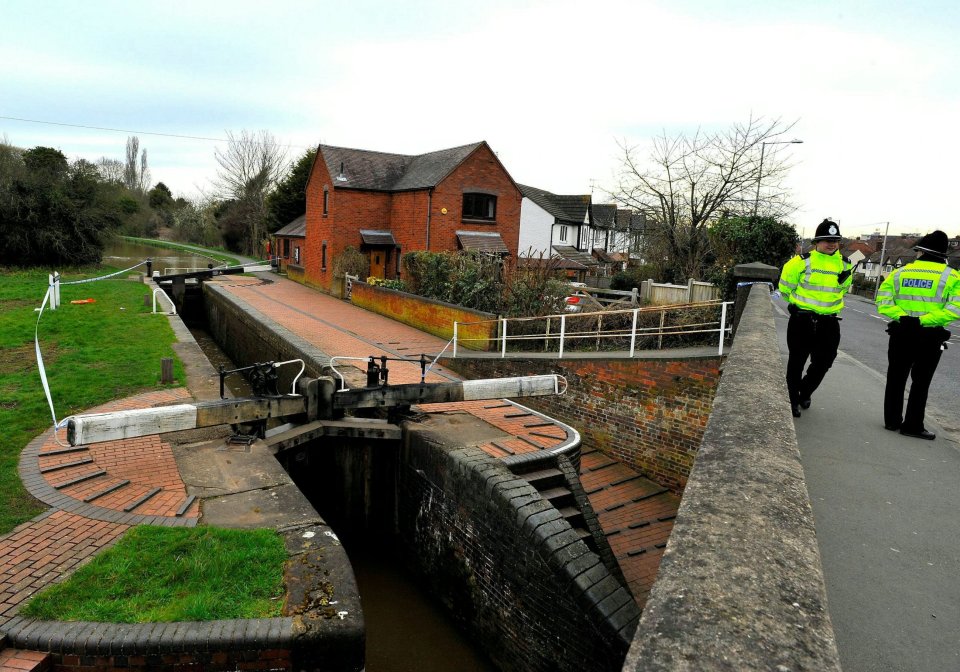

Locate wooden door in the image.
[370,251,385,279]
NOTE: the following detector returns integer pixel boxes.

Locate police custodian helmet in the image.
[812,218,842,242]
[914,230,949,258]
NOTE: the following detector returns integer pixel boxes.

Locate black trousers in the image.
[786,312,840,407]
[884,325,945,431]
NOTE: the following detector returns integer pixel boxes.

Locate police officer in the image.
[876,230,960,439]
[778,219,853,417]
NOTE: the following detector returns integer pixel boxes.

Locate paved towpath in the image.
[774,293,960,672]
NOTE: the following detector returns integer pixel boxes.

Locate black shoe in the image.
[900,428,936,440]
[884,424,901,431]
[791,404,801,418]
[799,397,812,410]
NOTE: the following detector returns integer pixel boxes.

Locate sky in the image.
[3,0,959,240]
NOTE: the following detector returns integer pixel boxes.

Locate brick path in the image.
[1,389,199,629]
[215,275,680,607]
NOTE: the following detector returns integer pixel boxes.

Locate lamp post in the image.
[753,139,803,218]
[872,221,890,299]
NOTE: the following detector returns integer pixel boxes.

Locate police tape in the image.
[37,260,149,445]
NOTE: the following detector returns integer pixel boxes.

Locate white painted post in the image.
[558,315,566,359]
[53,272,60,309]
[453,322,458,358]
[501,318,508,358]
[719,301,729,356]
[629,308,639,357]
[48,274,55,311]
[658,310,666,349]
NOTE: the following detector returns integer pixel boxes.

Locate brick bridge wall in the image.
[442,356,722,493]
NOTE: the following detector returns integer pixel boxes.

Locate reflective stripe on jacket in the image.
[779,251,853,315]
[876,260,960,327]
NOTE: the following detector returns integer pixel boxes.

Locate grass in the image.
[0,266,186,533]
[121,236,245,267]
[20,526,287,622]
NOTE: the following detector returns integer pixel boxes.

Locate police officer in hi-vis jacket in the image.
[876,230,960,440]
[778,219,854,418]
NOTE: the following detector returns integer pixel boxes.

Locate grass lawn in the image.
[20,526,287,622]
[0,266,186,533]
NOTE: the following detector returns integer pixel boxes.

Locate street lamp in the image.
[872,221,890,299]
[753,139,803,218]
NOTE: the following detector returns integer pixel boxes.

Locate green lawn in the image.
[20,526,287,622]
[0,267,185,533]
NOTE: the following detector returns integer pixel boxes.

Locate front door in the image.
[370,251,385,279]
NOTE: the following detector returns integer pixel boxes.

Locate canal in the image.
[104,239,496,672]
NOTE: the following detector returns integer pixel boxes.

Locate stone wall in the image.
[399,419,638,672]
[442,356,721,493]
[622,283,841,671]
[350,281,498,350]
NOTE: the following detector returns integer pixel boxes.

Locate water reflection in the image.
[103,238,223,275]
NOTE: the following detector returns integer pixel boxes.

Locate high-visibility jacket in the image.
[778,250,853,315]
[876,260,960,328]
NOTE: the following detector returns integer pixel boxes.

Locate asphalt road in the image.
[782,293,960,434]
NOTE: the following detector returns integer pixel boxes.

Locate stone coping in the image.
[623,283,841,671]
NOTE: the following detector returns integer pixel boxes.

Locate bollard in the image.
[161,357,174,384]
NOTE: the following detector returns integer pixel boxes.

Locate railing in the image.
[452,300,733,358]
[152,288,177,315]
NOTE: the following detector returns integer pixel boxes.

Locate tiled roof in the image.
[274,214,306,238]
[359,229,397,246]
[592,248,616,263]
[319,142,484,192]
[456,231,509,254]
[553,245,599,267]
[591,204,617,229]
[517,184,590,224]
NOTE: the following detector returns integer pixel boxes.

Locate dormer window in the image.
[462,193,496,221]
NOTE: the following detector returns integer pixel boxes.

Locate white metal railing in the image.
[451,300,734,359]
[152,288,177,315]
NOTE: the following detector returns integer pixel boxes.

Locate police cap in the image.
[812,218,842,242]
[914,230,949,257]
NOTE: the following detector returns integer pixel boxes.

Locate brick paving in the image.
[1,389,200,631]
[215,275,681,608]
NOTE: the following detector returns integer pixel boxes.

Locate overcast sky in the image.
[3,0,958,239]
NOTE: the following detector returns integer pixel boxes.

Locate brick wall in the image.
[350,281,498,348]
[430,144,521,254]
[399,429,635,672]
[442,356,722,493]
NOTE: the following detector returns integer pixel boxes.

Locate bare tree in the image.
[214,130,289,255]
[123,136,150,193]
[610,116,799,281]
[97,157,124,184]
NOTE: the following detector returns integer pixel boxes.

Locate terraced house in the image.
[299,140,522,292]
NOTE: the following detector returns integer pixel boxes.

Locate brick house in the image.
[302,141,521,291]
[272,214,305,275]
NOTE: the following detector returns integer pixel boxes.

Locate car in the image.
[564,284,588,312]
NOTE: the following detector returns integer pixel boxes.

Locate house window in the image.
[283,239,290,259]
[323,188,329,216]
[395,248,401,277]
[559,225,568,243]
[462,193,496,221]
[294,246,300,265]
[322,242,327,271]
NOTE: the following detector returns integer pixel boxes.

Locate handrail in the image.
[451,300,733,358]
[152,288,176,315]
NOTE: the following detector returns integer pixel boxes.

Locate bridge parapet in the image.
[623,283,841,671]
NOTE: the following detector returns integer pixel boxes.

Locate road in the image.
[777,293,960,434]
